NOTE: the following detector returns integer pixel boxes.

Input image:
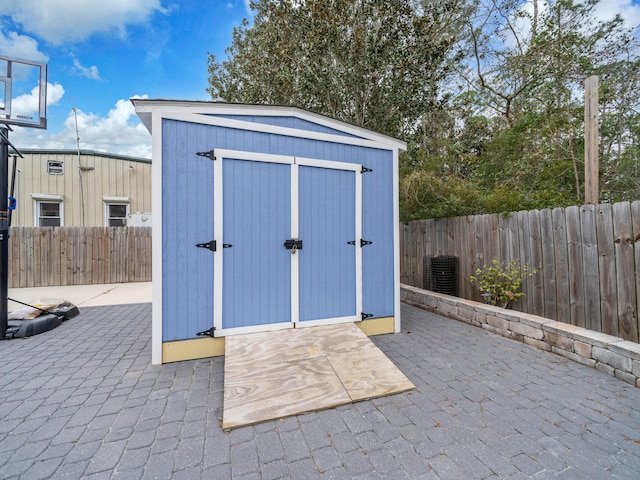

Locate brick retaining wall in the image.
[401,284,640,388]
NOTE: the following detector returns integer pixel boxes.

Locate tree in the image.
[451,0,640,209]
[208,0,640,221]
[207,0,462,139]
[598,58,640,202]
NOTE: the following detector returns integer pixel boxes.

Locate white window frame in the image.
[31,193,63,227]
[103,196,130,227]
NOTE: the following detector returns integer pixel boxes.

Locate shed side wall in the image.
[161,121,215,342]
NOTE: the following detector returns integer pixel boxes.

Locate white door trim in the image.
[213,149,295,336]
[290,162,300,326]
[211,148,363,336]
[294,157,363,327]
[212,150,224,335]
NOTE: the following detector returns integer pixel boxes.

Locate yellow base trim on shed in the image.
[161,316,395,363]
[162,337,226,363]
[355,316,395,336]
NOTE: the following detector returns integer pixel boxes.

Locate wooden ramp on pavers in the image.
[223,322,415,429]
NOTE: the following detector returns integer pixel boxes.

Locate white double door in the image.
[211,149,363,336]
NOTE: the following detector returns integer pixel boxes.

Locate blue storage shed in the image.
[133,100,406,364]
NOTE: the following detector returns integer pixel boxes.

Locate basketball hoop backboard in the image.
[0,56,47,129]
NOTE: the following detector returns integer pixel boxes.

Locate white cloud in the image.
[0,30,48,62]
[9,82,63,125]
[72,59,101,80]
[594,0,640,28]
[45,83,65,106]
[0,0,167,45]
[9,95,152,159]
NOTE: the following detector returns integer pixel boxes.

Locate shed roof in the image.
[11,148,151,163]
[131,99,407,152]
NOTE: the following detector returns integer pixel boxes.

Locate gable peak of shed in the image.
[131,99,406,151]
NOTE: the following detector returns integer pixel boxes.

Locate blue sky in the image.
[0,0,253,158]
[1,0,639,159]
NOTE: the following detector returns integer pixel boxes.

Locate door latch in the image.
[284,239,302,254]
[195,241,232,252]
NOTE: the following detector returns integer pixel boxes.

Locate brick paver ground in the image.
[0,302,639,479]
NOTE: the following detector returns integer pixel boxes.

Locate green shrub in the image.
[469,260,536,308]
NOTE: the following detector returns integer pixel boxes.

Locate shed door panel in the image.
[212,149,360,336]
[221,158,292,330]
[298,166,357,323]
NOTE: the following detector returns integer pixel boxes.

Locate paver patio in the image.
[0,302,639,479]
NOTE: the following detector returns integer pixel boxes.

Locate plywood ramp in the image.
[223,323,415,429]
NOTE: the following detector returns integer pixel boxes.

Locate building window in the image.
[103,196,130,227]
[106,204,128,227]
[36,201,62,226]
[32,194,63,227]
[47,160,64,175]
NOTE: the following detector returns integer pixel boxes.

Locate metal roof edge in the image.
[10,148,151,163]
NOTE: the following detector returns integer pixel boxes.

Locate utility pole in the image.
[584,75,599,205]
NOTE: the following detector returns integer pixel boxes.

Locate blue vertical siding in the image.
[161,118,395,341]
[222,159,291,329]
[161,120,215,342]
[299,166,356,321]
[209,114,362,138]
[360,155,395,317]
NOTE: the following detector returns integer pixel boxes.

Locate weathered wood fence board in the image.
[632,202,640,341]
[566,206,585,328]
[614,202,637,342]
[540,209,556,319]
[529,211,545,315]
[8,227,152,288]
[552,208,570,323]
[401,201,640,343]
[581,204,602,333]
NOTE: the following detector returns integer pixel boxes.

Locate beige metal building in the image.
[8,149,152,227]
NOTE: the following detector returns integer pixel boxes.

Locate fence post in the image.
[585,75,599,204]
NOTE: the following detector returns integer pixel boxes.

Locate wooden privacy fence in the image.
[401,201,640,344]
[8,227,152,288]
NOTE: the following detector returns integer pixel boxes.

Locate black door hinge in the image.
[348,239,373,247]
[196,150,216,161]
[361,312,373,320]
[196,240,216,251]
[361,166,373,173]
[196,327,215,337]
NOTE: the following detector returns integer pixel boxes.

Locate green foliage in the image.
[399,168,482,221]
[469,260,536,308]
[207,0,462,139]
[399,0,640,220]
[208,0,640,221]
[481,185,522,215]
[473,108,585,210]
